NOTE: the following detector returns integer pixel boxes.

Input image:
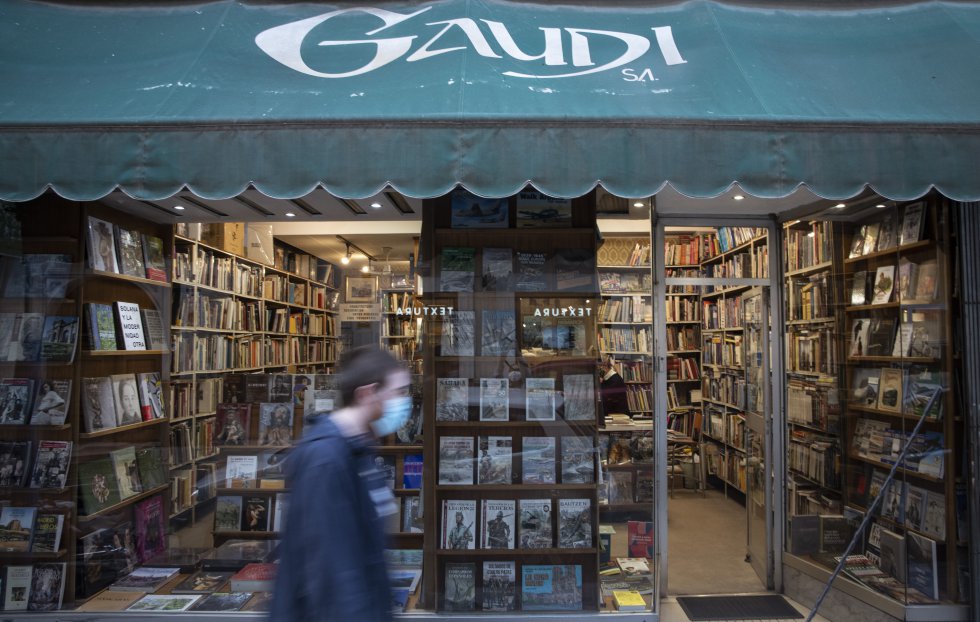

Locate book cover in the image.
[136,447,166,490]
[134,495,166,564]
[790,515,820,555]
[451,189,508,228]
[862,222,880,256]
[876,212,900,252]
[626,520,653,557]
[192,591,253,612]
[377,455,396,489]
[900,202,925,245]
[891,322,915,358]
[0,440,30,487]
[273,492,288,532]
[257,402,293,446]
[877,368,904,413]
[915,432,945,478]
[203,539,278,571]
[221,374,246,403]
[481,499,515,549]
[241,496,271,532]
[29,440,71,489]
[522,436,556,484]
[521,564,582,611]
[851,270,868,305]
[18,254,71,299]
[0,506,36,552]
[607,470,634,504]
[481,247,513,290]
[26,563,66,611]
[141,233,168,282]
[906,532,939,601]
[240,592,273,612]
[554,248,596,291]
[921,491,946,540]
[109,446,143,499]
[558,498,593,548]
[482,560,516,611]
[440,247,475,292]
[291,374,313,406]
[136,372,164,421]
[402,453,423,489]
[73,589,143,612]
[77,458,120,515]
[86,302,118,350]
[2,312,41,361]
[39,315,78,362]
[214,496,244,532]
[4,565,33,610]
[561,436,594,484]
[401,496,424,533]
[28,379,70,426]
[848,226,867,258]
[443,562,476,610]
[109,566,179,593]
[436,378,469,422]
[525,377,556,421]
[518,498,553,548]
[110,373,141,427]
[878,528,906,582]
[267,374,293,403]
[479,377,509,421]
[477,436,512,485]
[395,377,423,444]
[515,251,549,291]
[441,499,476,550]
[904,485,926,531]
[438,436,473,485]
[871,265,895,305]
[617,557,651,577]
[819,515,852,554]
[86,216,119,273]
[126,594,201,612]
[850,368,880,408]
[139,309,164,351]
[0,377,34,425]
[612,590,647,611]
[30,513,63,553]
[865,318,896,357]
[481,309,516,356]
[80,377,115,433]
[897,259,918,302]
[912,259,939,302]
[440,310,475,356]
[115,226,145,278]
[113,301,146,350]
[215,403,251,446]
[225,455,258,488]
[562,374,595,421]
[516,191,572,227]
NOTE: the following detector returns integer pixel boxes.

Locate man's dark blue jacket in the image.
[269,416,393,621]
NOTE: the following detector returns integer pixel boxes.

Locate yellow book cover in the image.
[612,590,646,611]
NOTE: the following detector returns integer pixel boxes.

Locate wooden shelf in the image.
[78,484,171,521]
[82,349,169,358]
[846,453,944,483]
[436,483,597,492]
[701,235,767,265]
[0,548,68,559]
[86,268,171,288]
[79,417,167,439]
[846,403,942,423]
[846,355,938,364]
[843,239,933,265]
[700,284,754,299]
[785,260,834,278]
[434,421,596,429]
[437,548,598,556]
[599,503,653,511]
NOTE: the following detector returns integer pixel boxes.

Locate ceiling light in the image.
[370,202,382,209]
[733,195,745,201]
[285,212,295,218]
[876,203,887,209]
[341,242,351,265]
[174,205,185,211]
[633,201,644,208]
[834,203,846,209]
[361,265,370,273]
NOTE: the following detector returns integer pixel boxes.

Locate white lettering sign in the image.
[115,302,146,351]
[532,306,593,317]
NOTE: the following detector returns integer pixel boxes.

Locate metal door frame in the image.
[652,215,786,596]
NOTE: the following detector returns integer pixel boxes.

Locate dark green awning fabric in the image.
[2,0,980,201]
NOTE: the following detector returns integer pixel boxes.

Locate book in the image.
[440,310,475,356]
[613,590,647,611]
[241,495,271,532]
[436,378,469,422]
[921,491,946,540]
[402,453,423,489]
[109,566,180,592]
[904,485,926,531]
[3,565,32,610]
[443,562,476,610]
[0,313,40,361]
[848,227,867,258]
[267,374,293,403]
[561,436,594,484]
[0,377,34,425]
[481,499,515,549]
[440,247,475,292]
[877,368,904,413]
[862,222,880,255]
[141,233,168,282]
[214,496,244,532]
[479,377,509,422]
[848,318,872,358]
[0,506,36,552]
[203,539,278,571]
[39,315,77,362]
[73,589,143,612]
[516,191,572,227]
[126,594,202,612]
[871,265,895,304]
[225,455,258,488]
[257,402,293,446]
[6,254,71,299]
[851,270,868,305]
[525,377,556,421]
[558,498,592,548]
[519,498,553,548]
[240,592,273,612]
[81,376,117,432]
[78,457,120,514]
[28,379,70,425]
[906,532,939,601]
[441,499,476,550]
[29,440,71,489]
[135,495,167,563]
[481,247,513,290]
[627,519,653,557]
[139,309,164,351]
[135,372,164,421]
[110,445,142,499]
[819,515,851,554]
[554,247,596,291]
[607,470,634,504]
[109,374,143,426]
[29,513,63,554]
[617,557,651,577]
[86,216,119,273]
[450,189,508,228]
[244,374,271,403]
[481,309,516,356]
[477,436,512,485]
[878,528,906,582]
[522,436,556,484]
[482,560,516,611]
[192,591,253,612]
[850,367,880,407]
[401,496,424,533]
[515,251,549,291]
[790,515,820,555]
[900,202,925,245]
[438,436,473,485]
[26,563,66,611]
[562,374,595,421]
[113,301,146,350]
[911,259,938,302]
[273,492,287,532]
[85,302,117,350]
[115,226,145,278]
[135,447,166,491]
[865,318,895,357]
[904,371,944,421]
[221,374,246,404]
[876,212,900,252]
[891,322,915,358]
[521,564,582,611]
[215,403,250,446]
[896,259,918,302]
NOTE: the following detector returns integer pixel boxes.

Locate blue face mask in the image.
[372,396,412,437]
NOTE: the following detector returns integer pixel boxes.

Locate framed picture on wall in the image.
[346,276,377,302]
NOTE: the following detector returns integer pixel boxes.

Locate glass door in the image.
[743,287,772,585]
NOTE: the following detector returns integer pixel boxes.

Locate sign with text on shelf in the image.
[340,303,382,322]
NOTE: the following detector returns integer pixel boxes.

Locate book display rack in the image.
[419,190,601,612]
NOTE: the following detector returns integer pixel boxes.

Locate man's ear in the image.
[352,382,379,405]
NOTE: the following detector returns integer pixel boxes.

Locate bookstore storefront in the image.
[1,0,980,620]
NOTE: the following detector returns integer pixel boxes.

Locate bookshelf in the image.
[664,233,704,437]
[419,190,601,612]
[839,199,964,604]
[380,282,423,374]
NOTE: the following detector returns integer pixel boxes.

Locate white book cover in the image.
[87,217,119,273]
[436,378,469,422]
[110,373,142,426]
[562,374,595,421]
[477,436,512,485]
[225,455,258,488]
[525,377,556,421]
[110,446,142,500]
[900,202,925,246]
[273,492,287,532]
[558,498,593,548]
[81,376,117,433]
[479,378,509,422]
[3,565,33,610]
[871,266,895,305]
[113,302,146,350]
[441,499,476,549]
[481,499,515,549]
[518,498,553,549]
[438,436,474,485]
[522,436,556,484]
[891,322,915,358]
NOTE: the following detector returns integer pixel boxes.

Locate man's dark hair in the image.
[337,346,404,406]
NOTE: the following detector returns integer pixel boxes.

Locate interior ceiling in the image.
[105,183,871,264]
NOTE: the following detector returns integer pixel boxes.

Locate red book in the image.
[627,520,653,558]
[230,563,277,592]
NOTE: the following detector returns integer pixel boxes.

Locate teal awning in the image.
[2,0,980,201]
